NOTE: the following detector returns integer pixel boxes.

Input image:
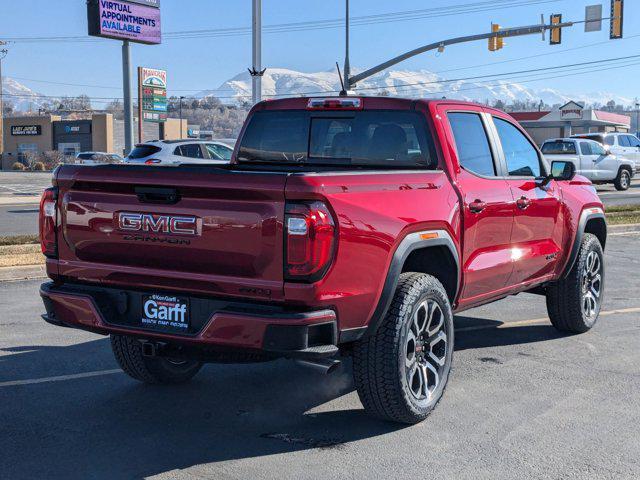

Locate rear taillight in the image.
[285,201,336,282]
[144,159,161,165]
[39,187,58,258]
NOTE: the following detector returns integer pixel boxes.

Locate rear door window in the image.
[447,112,496,177]
[238,110,436,168]
[175,144,204,158]
[619,136,631,147]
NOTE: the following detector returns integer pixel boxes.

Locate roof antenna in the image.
[336,62,347,96]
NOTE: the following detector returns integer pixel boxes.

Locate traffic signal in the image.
[610,0,624,39]
[550,14,562,45]
[489,24,504,51]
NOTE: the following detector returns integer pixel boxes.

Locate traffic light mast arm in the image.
[346,20,575,89]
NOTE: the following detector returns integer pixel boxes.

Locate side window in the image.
[177,144,204,158]
[493,117,541,177]
[619,135,631,147]
[591,142,606,156]
[580,142,593,155]
[205,144,232,160]
[447,112,496,177]
[626,135,640,148]
[604,135,615,146]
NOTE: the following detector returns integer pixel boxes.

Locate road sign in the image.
[585,5,603,32]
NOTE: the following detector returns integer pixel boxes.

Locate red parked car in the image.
[39,97,606,424]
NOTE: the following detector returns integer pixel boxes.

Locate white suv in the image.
[125,140,234,166]
[572,132,640,172]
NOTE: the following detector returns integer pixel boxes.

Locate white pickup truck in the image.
[541,138,634,191]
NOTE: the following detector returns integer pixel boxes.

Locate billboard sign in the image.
[139,67,168,123]
[87,0,161,45]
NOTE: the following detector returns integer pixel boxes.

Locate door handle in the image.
[469,199,487,213]
[516,196,531,210]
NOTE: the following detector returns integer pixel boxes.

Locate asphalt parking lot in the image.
[1,231,639,479]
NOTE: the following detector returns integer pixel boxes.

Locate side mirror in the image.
[551,160,576,181]
[538,160,576,187]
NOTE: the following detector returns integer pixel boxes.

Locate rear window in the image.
[237,110,436,168]
[128,145,161,159]
[541,141,577,155]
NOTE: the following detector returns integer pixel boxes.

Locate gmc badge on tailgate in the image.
[118,212,201,236]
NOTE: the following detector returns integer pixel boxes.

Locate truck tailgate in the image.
[54,165,287,301]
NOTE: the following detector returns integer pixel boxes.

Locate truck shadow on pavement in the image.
[1,316,566,479]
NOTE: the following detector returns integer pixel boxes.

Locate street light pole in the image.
[0,44,7,157]
[250,0,263,104]
[179,96,185,139]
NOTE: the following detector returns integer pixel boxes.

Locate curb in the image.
[0,196,41,206]
[0,265,46,282]
[608,223,640,233]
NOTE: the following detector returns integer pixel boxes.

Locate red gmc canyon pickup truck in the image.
[39,97,606,424]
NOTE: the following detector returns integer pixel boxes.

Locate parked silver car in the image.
[572,132,640,172]
[125,140,234,166]
[542,138,634,190]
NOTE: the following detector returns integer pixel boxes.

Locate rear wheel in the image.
[110,335,202,384]
[546,233,604,333]
[614,168,631,191]
[352,273,454,424]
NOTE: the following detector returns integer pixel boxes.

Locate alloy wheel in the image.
[405,299,448,401]
[581,250,602,319]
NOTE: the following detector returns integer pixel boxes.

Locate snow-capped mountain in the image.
[197,67,633,107]
[1,77,51,111]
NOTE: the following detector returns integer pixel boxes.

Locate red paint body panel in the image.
[42,97,604,350]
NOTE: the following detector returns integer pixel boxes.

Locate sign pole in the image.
[122,40,134,155]
[0,45,7,157]
[137,67,143,144]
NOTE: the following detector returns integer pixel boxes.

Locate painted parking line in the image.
[2,308,639,389]
[456,306,640,332]
[0,369,122,388]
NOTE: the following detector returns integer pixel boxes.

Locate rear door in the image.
[55,166,287,300]
[489,114,562,286]
[439,106,515,302]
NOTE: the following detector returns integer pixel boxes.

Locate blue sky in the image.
[1,0,639,106]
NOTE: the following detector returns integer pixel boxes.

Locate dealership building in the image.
[1,114,186,169]
[511,101,632,146]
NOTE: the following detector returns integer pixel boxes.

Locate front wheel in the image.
[614,168,631,191]
[352,273,454,424]
[546,233,604,333]
[111,335,202,384]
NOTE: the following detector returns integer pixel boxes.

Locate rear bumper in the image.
[40,282,338,357]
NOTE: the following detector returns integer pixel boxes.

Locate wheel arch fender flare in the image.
[562,208,606,279]
[364,229,460,337]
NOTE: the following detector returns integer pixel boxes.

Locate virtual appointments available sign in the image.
[87,0,161,45]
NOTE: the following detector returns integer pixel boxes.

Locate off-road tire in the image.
[352,273,454,424]
[110,335,202,384]
[546,233,604,333]
[614,168,631,191]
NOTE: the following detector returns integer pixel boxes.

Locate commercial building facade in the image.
[511,101,631,146]
[1,114,187,169]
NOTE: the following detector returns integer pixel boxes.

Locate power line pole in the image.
[179,96,185,139]
[0,42,7,157]
[250,0,263,104]
[122,40,134,155]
